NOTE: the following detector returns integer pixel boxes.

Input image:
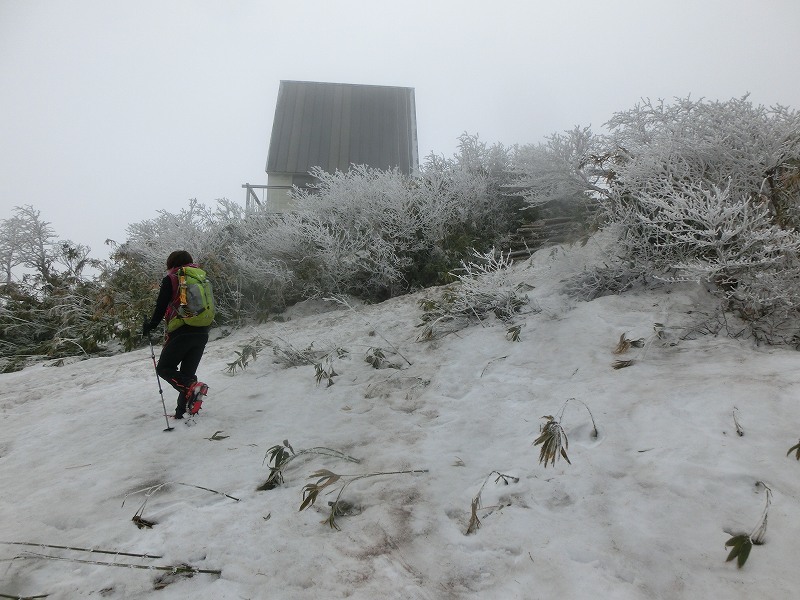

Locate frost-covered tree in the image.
[207,135,523,309]
[38,241,108,357]
[603,97,800,339]
[107,198,248,335]
[103,199,219,344]
[524,95,800,342]
[0,211,111,370]
[0,214,26,285]
[223,209,303,320]
[287,165,439,299]
[424,132,522,233]
[277,143,523,300]
[605,96,800,215]
[0,205,58,287]
[511,126,609,210]
[122,198,218,273]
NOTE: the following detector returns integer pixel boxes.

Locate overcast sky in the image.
[2,0,800,261]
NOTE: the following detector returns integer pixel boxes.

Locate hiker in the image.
[142,250,211,419]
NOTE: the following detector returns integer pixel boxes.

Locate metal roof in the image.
[266,81,418,175]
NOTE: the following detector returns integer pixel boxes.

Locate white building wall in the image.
[266,174,295,212]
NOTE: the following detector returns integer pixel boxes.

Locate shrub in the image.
[516,96,800,343]
[417,249,530,340]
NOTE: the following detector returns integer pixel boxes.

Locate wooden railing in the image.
[241,183,293,212]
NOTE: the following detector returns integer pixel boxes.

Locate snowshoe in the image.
[187,382,209,416]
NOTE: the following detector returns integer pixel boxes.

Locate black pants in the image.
[156,327,209,416]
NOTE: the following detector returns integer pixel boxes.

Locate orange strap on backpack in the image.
[178,269,188,307]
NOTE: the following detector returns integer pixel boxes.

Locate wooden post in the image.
[242,184,262,212]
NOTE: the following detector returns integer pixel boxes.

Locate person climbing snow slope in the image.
[142,250,213,419]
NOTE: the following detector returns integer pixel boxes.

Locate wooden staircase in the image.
[502,216,589,260]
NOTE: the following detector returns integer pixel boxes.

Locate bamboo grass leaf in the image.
[299,486,319,511]
[787,440,800,460]
[612,359,635,369]
[466,497,482,534]
[737,539,752,567]
[725,534,753,568]
[724,484,771,568]
[613,333,631,354]
[533,416,570,467]
[299,468,428,529]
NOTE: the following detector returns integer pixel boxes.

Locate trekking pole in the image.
[146,329,174,432]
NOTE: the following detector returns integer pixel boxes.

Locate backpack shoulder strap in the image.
[164,270,181,324]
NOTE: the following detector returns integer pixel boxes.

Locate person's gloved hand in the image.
[142,317,151,337]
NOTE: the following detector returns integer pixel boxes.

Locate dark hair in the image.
[166,250,194,269]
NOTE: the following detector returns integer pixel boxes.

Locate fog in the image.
[2,0,799,259]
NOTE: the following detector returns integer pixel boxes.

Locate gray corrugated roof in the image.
[266,81,418,175]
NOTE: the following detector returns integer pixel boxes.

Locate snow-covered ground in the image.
[2,236,800,599]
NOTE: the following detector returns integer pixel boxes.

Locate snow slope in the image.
[2,236,800,599]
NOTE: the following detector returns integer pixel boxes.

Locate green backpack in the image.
[168,266,216,331]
